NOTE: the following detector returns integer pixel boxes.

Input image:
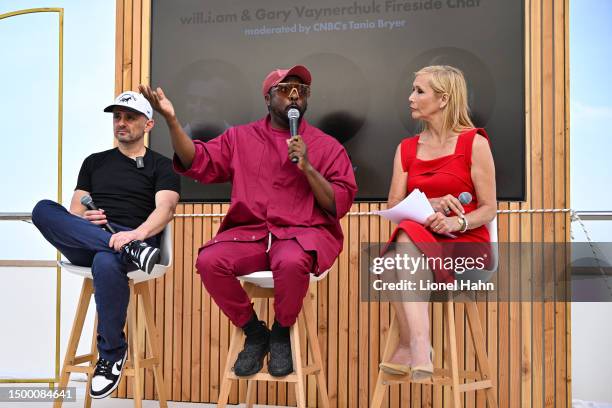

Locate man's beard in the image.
[115,132,144,144]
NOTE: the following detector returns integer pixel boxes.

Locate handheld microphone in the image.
[287,108,300,163]
[80,195,117,234]
[458,192,473,205]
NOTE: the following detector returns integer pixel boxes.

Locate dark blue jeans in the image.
[31,199,159,361]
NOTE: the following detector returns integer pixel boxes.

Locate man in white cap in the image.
[31,91,180,399]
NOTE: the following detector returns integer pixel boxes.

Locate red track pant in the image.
[196,236,313,327]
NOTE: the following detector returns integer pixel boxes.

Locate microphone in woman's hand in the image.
[458,192,473,205]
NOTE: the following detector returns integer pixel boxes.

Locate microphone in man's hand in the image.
[80,195,117,234]
[288,108,300,163]
[458,192,473,205]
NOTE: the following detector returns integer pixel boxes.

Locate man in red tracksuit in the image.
[140,65,357,377]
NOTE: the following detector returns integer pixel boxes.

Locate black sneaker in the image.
[90,351,127,399]
[123,240,160,274]
[233,320,270,377]
[268,321,293,377]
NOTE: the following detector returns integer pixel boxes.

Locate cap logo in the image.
[119,94,136,104]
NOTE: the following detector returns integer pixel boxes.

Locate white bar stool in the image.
[217,269,330,408]
[54,225,173,408]
[371,219,499,408]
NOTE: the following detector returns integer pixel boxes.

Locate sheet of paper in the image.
[374,189,456,238]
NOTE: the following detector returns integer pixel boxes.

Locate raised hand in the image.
[139,84,175,119]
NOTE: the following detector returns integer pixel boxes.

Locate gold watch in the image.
[456,216,466,232]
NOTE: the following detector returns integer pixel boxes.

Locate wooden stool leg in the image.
[371,314,399,408]
[245,378,257,408]
[244,297,266,408]
[136,287,146,401]
[54,279,93,408]
[465,301,498,408]
[138,283,168,408]
[291,320,307,408]
[83,316,98,408]
[127,282,143,408]
[446,301,462,408]
[302,289,329,408]
[218,323,243,408]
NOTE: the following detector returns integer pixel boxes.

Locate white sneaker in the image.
[90,351,127,399]
[123,240,160,273]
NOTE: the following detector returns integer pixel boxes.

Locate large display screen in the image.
[150,0,524,201]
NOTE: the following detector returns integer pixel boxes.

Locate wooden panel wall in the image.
[113,0,570,406]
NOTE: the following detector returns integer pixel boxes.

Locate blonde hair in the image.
[415,65,474,133]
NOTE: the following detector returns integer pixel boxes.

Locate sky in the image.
[569,0,612,241]
[0,1,115,261]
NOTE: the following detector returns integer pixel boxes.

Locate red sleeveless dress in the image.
[387,128,492,283]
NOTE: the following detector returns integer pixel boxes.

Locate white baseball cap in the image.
[104,91,153,119]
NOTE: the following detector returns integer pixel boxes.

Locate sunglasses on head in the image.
[271,82,311,98]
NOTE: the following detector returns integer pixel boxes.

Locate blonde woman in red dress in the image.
[379,65,497,380]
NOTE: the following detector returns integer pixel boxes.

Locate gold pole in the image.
[0,7,64,385]
[56,8,64,386]
[141,0,152,146]
[0,7,62,20]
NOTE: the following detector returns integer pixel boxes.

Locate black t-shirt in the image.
[76,148,180,229]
